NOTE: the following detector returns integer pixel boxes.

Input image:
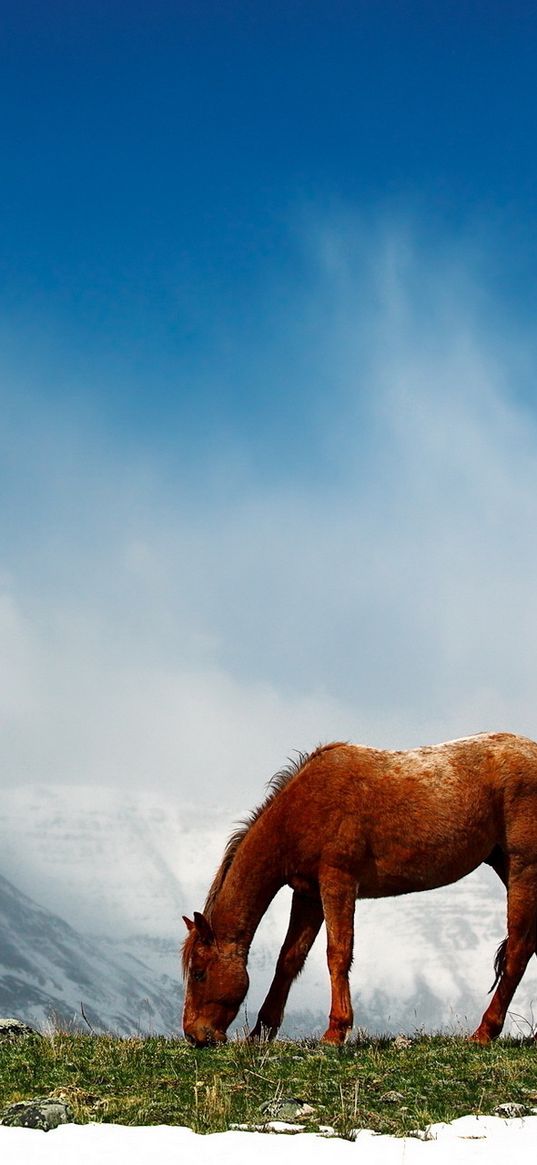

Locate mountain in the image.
[0,784,224,938]
[0,872,182,1034]
[1,783,536,1038]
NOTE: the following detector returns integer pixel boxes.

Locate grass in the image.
[1,1032,537,1137]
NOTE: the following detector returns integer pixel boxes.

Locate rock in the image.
[494,1101,532,1119]
[380,1090,405,1104]
[0,1017,40,1040]
[0,1097,74,1132]
[259,1097,314,1121]
[392,1034,412,1050]
[296,1102,315,1117]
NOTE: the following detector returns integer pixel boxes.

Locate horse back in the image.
[274,732,537,897]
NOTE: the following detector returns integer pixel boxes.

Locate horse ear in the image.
[183,915,195,932]
[193,911,215,945]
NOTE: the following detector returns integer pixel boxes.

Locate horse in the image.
[182,732,537,1046]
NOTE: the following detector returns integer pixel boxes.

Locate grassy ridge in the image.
[1,1034,537,1137]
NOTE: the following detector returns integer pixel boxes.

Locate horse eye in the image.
[192,969,205,982]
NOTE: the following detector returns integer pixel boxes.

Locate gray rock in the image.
[0,1017,39,1039]
[494,1101,532,1119]
[260,1097,314,1121]
[0,1097,74,1132]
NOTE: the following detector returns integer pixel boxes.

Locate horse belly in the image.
[350,786,500,897]
[357,830,495,897]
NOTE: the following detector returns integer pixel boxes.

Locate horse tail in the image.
[489,937,508,993]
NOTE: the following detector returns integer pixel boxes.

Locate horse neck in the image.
[211,813,284,953]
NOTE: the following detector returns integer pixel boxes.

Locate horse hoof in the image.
[248,1022,276,1042]
[468,1030,491,1046]
[321,1029,347,1045]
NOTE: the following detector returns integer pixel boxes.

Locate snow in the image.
[2,1114,537,1164]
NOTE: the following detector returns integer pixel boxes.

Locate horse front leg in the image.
[319,866,357,1045]
[249,890,324,1040]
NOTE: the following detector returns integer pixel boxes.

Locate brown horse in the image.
[182,732,537,1046]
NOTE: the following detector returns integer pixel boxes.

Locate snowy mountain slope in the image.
[0,872,182,1034]
[0,785,225,937]
[1,784,537,1036]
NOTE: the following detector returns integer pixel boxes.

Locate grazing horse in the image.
[182,732,537,1046]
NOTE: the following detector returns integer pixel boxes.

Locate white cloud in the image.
[1,219,537,805]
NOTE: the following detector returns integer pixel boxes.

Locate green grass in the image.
[1,1033,537,1137]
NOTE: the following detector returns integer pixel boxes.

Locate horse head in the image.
[181,912,249,1046]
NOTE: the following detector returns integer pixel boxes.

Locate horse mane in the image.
[181,742,343,976]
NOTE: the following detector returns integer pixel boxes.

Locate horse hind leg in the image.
[471,868,537,1045]
[249,890,324,1041]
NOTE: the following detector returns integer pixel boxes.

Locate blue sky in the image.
[2,3,537,801]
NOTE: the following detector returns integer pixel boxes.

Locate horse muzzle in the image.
[184,1023,227,1048]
